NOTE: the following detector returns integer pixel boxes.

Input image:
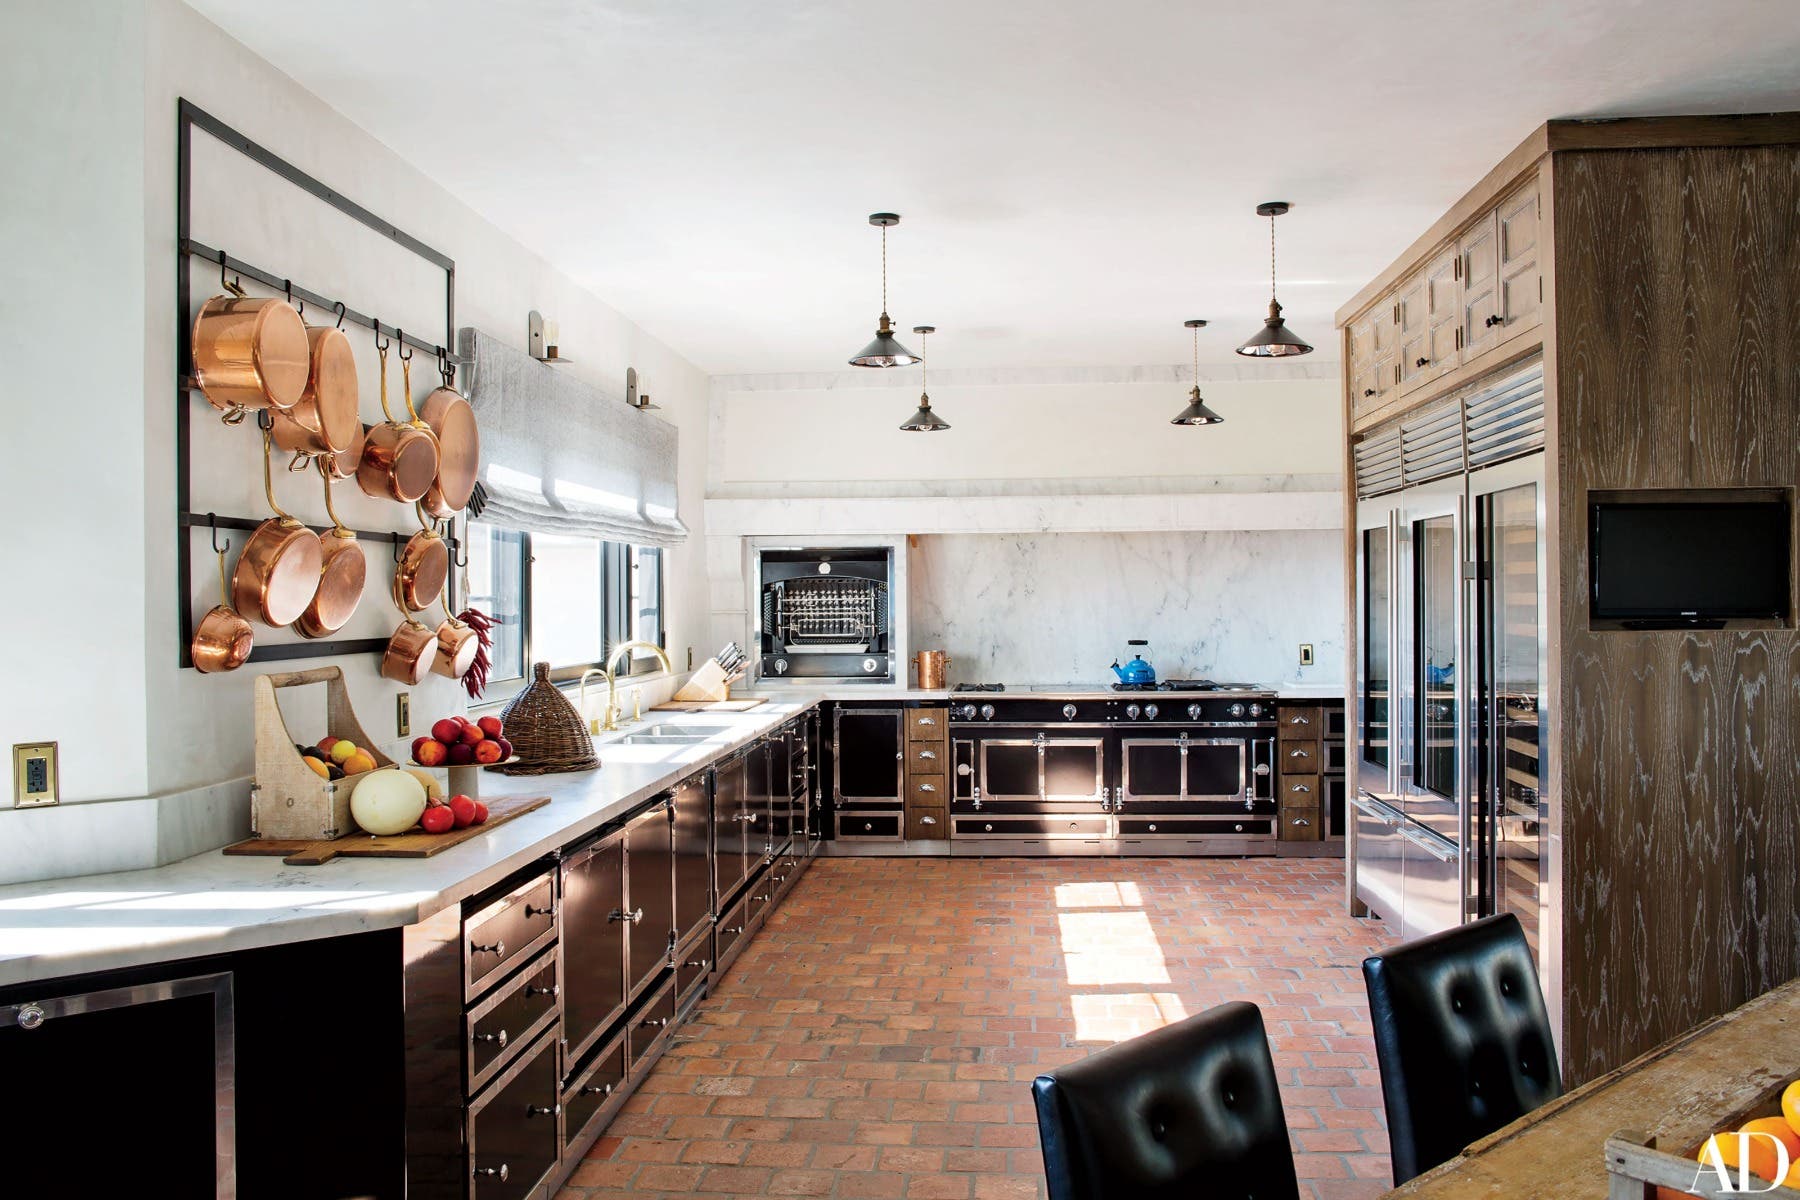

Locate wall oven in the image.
[756,547,895,681]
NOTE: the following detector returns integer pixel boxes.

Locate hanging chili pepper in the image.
[457,605,495,698]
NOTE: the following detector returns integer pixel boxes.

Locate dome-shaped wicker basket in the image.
[495,661,599,775]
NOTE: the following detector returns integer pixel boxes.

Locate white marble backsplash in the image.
[908,530,1345,687]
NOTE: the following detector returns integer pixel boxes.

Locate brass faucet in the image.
[577,667,609,734]
[599,640,674,732]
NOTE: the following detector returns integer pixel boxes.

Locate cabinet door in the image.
[560,833,628,1063]
[1459,210,1502,360]
[1395,274,1430,391]
[1496,182,1541,340]
[1119,738,1182,813]
[626,806,675,999]
[744,738,773,861]
[1042,738,1104,801]
[833,708,903,804]
[980,740,1040,801]
[1419,246,1461,387]
[767,731,794,852]
[711,757,749,901]
[671,776,711,949]
[1348,307,1395,419]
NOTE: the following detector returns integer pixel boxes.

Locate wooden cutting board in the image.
[222,795,551,865]
[650,698,767,712]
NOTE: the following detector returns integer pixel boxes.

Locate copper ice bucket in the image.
[912,650,950,690]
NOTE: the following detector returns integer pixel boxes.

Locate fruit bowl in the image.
[409,713,514,796]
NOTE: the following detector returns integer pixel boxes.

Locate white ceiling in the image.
[188,0,1800,374]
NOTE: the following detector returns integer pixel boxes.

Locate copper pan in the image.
[431,593,479,679]
[357,339,439,503]
[233,427,324,627]
[395,507,450,613]
[294,462,368,639]
[191,543,254,673]
[322,424,366,481]
[273,318,360,457]
[191,268,309,422]
[382,575,437,684]
[418,354,480,517]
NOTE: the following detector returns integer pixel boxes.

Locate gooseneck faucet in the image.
[601,640,674,732]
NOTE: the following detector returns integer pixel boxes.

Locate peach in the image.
[473,739,502,764]
[414,739,448,767]
[431,718,462,744]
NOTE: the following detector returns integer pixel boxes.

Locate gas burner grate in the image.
[953,683,1005,693]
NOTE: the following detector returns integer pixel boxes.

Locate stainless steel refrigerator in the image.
[1352,363,1547,964]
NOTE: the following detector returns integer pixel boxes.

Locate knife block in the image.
[671,659,732,704]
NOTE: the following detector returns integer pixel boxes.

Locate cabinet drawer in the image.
[715,894,748,964]
[955,816,1110,838]
[464,867,558,999]
[562,1032,627,1152]
[907,773,947,806]
[906,807,947,840]
[907,708,949,742]
[1278,741,1320,774]
[468,1029,559,1200]
[1278,807,1323,841]
[1279,706,1323,734]
[906,742,947,772]
[837,812,901,839]
[626,977,677,1069]
[1118,817,1275,838]
[1279,774,1321,808]
[467,948,561,1094]
[678,950,711,1006]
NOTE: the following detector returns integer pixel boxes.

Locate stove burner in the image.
[1110,679,1260,693]
[953,683,1005,693]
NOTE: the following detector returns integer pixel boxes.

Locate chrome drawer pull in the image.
[1288,748,1309,758]
[642,1016,668,1029]
[475,1028,508,1048]
[524,903,557,919]
[1292,817,1311,827]
[526,1103,560,1118]
[471,940,505,957]
[474,1164,509,1182]
[685,959,710,969]
[918,749,937,759]
[727,925,745,935]
[609,907,645,925]
[916,716,936,725]
[917,783,936,793]
[580,1081,614,1097]
[754,893,770,902]
[919,815,937,826]
[1288,715,1310,725]
[1290,784,1311,794]
[526,983,559,998]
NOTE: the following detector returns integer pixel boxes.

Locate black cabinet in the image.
[745,736,774,862]
[625,804,675,1001]
[559,830,627,1065]
[468,1029,559,1200]
[833,707,903,805]
[767,726,793,853]
[671,775,712,952]
[712,752,751,902]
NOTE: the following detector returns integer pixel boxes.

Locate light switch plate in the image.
[13,742,59,808]
[396,692,411,738]
[1299,643,1315,667]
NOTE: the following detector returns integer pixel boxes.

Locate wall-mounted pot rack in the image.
[176,99,461,669]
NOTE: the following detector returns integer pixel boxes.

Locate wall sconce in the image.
[527,310,571,364]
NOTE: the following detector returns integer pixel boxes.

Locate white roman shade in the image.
[457,327,687,547]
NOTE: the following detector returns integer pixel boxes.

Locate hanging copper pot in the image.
[322,424,366,481]
[432,593,479,679]
[294,461,368,639]
[232,426,324,627]
[272,315,360,457]
[395,507,450,613]
[418,354,480,517]
[191,271,310,422]
[191,542,254,673]
[357,338,440,503]
[381,575,438,685]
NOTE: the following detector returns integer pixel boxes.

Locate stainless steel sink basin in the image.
[609,723,735,746]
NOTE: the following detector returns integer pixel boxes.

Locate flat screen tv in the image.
[1589,496,1792,626]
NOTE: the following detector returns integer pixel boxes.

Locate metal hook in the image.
[284,279,302,317]
[397,329,413,362]
[207,512,230,555]
[437,345,453,384]
[452,536,469,569]
[393,535,406,563]
[334,300,347,330]
[218,250,242,295]
[375,322,390,354]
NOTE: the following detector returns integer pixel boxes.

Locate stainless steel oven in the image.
[756,547,894,681]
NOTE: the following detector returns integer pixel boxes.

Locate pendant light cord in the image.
[920,328,928,395]
[1269,213,1278,302]
[1192,323,1200,383]
[881,223,890,318]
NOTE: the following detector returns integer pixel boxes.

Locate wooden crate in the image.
[1605,1075,1800,1200]
[249,666,394,841]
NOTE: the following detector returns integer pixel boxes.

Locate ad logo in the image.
[1693,1132,1793,1194]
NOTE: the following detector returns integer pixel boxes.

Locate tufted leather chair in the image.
[1362,912,1562,1185]
[1030,1001,1300,1200]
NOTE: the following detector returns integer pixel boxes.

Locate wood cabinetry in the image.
[904,704,949,840]
[1275,700,1345,845]
[1348,305,1398,422]
[1495,180,1542,339]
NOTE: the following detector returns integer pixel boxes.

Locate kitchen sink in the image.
[608,723,735,746]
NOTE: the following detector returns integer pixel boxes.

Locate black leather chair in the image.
[1031,1001,1300,1200]
[1362,912,1562,1185]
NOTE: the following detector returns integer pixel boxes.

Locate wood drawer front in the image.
[626,977,677,1068]
[906,807,948,840]
[562,1032,627,1151]
[907,741,947,772]
[465,868,558,999]
[468,1029,559,1200]
[907,708,949,742]
[466,949,561,1094]
[1279,774,1321,808]
[1278,807,1323,841]
[1279,706,1323,735]
[838,812,901,839]
[1279,741,1320,774]
[907,773,947,807]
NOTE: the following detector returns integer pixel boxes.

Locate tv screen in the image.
[1590,497,1791,623]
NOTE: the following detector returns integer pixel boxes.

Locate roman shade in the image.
[457,326,687,547]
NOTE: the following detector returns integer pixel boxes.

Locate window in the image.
[464,522,665,687]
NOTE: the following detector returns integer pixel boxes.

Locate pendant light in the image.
[899,325,950,431]
[1236,201,1313,357]
[1171,319,1225,426]
[849,213,920,367]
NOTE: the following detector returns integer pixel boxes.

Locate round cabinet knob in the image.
[1144,704,1159,720]
[984,823,994,832]
[526,1103,560,1118]
[1148,823,1158,832]
[1125,704,1141,720]
[958,704,977,719]
[1485,314,1504,327]
[15,1004,45,1031]
[1187,703,1202,720]
[1416,357,1429,367]
[1062,704,1077,720]
[580,1081,615,1097]
[1227,703,1245,718]
[474,1164,510,1182]
[979,705,995,721]
[1235,823,1245,832]
[863,822,873,832]
[775,658,788,674]
[475,1028,509,1048]
[1363,388,1376,397]
[609,907,645,924]
[471,940,505,957]
[526,983,559,998]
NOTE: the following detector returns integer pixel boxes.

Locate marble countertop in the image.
[0,696,820,991]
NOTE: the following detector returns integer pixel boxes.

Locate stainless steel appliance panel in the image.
[1398,816,1463,941]
[671,776,712,951]
[625,804,676,1002]
[1351,791,1405,924]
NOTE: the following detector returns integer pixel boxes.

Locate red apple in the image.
[431,718,462,744]
[446,741,476,766]
[420,805,455,834]
[477,715,504,738]
[448,795,477,829]
[316,735,339,753]
[415,739,448,767]
[471,801,489,825]
[473,739,503,764]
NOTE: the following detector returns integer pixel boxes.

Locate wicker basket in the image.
[496,661,599,775]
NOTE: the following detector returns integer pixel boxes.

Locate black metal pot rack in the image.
[176,99,459,668]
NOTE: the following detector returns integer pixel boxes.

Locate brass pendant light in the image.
[1236,201,1313,357]
[850,213,920,368]
[1172,319,1225,426]
[899,325,950,431]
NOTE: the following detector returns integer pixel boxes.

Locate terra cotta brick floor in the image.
[555,855,1396,1200]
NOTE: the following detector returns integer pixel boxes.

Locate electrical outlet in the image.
[13,742,58,808]
[396,692,411,737]
[1299,643,1315,668]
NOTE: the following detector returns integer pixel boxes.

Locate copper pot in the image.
[417,363,480,517]
[191,276,309,421]
[273,323,360,457]
[191,545,254,673]
[432,600,479,679]
[381,576,437,684]
[395,511,449,613]
[322,424,366,481]
[357,341,440,503]
[294,463,368,639]
[233,428,324,627]
[912,650,951,690]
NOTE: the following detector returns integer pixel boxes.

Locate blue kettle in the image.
[1110,640,1157,685]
